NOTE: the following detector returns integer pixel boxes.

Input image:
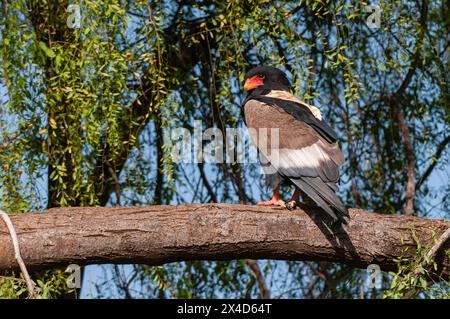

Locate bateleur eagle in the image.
[242,66,348,223]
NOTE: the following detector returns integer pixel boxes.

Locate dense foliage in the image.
[0,0,448,298]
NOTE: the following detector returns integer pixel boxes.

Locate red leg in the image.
[286,187,301,210]
[257,184,285,207]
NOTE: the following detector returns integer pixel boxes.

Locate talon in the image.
[286,187,301,210]
[275,200,286,207]
[256,185,284,207]
[257,200,276,206]
[286,200,297,210]
[257,199,285,207]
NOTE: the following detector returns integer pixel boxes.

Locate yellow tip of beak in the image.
[244,80,252,91]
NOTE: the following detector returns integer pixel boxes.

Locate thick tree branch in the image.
[153,114,165,205]
[0,204,449,277]
[395,135,449,210]
[245,259,270,299]
[395,106,416,216]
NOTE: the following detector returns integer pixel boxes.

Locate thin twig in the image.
[0,123,34,152]
[404,227,450,298]
[198,162,218,203]
[416,136,450,192]
[423,228,450,265]
[0,210,38,298]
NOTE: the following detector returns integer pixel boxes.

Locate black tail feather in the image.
[291,177,349,223]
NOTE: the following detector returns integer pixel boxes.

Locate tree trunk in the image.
[0,204,449,275]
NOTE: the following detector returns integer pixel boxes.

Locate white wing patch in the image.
[256,143,330,176]
[271,144,329,170]
[260,144,339,181]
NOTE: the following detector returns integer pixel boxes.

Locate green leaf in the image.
[39,41,56,58]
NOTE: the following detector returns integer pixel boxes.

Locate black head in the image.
[243,66,291,93]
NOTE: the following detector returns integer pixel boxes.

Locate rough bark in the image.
[0,204,449,275]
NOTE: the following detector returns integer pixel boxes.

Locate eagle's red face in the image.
[244,75,264,91]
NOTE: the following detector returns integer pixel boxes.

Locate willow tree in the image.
[0,0,448,298]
